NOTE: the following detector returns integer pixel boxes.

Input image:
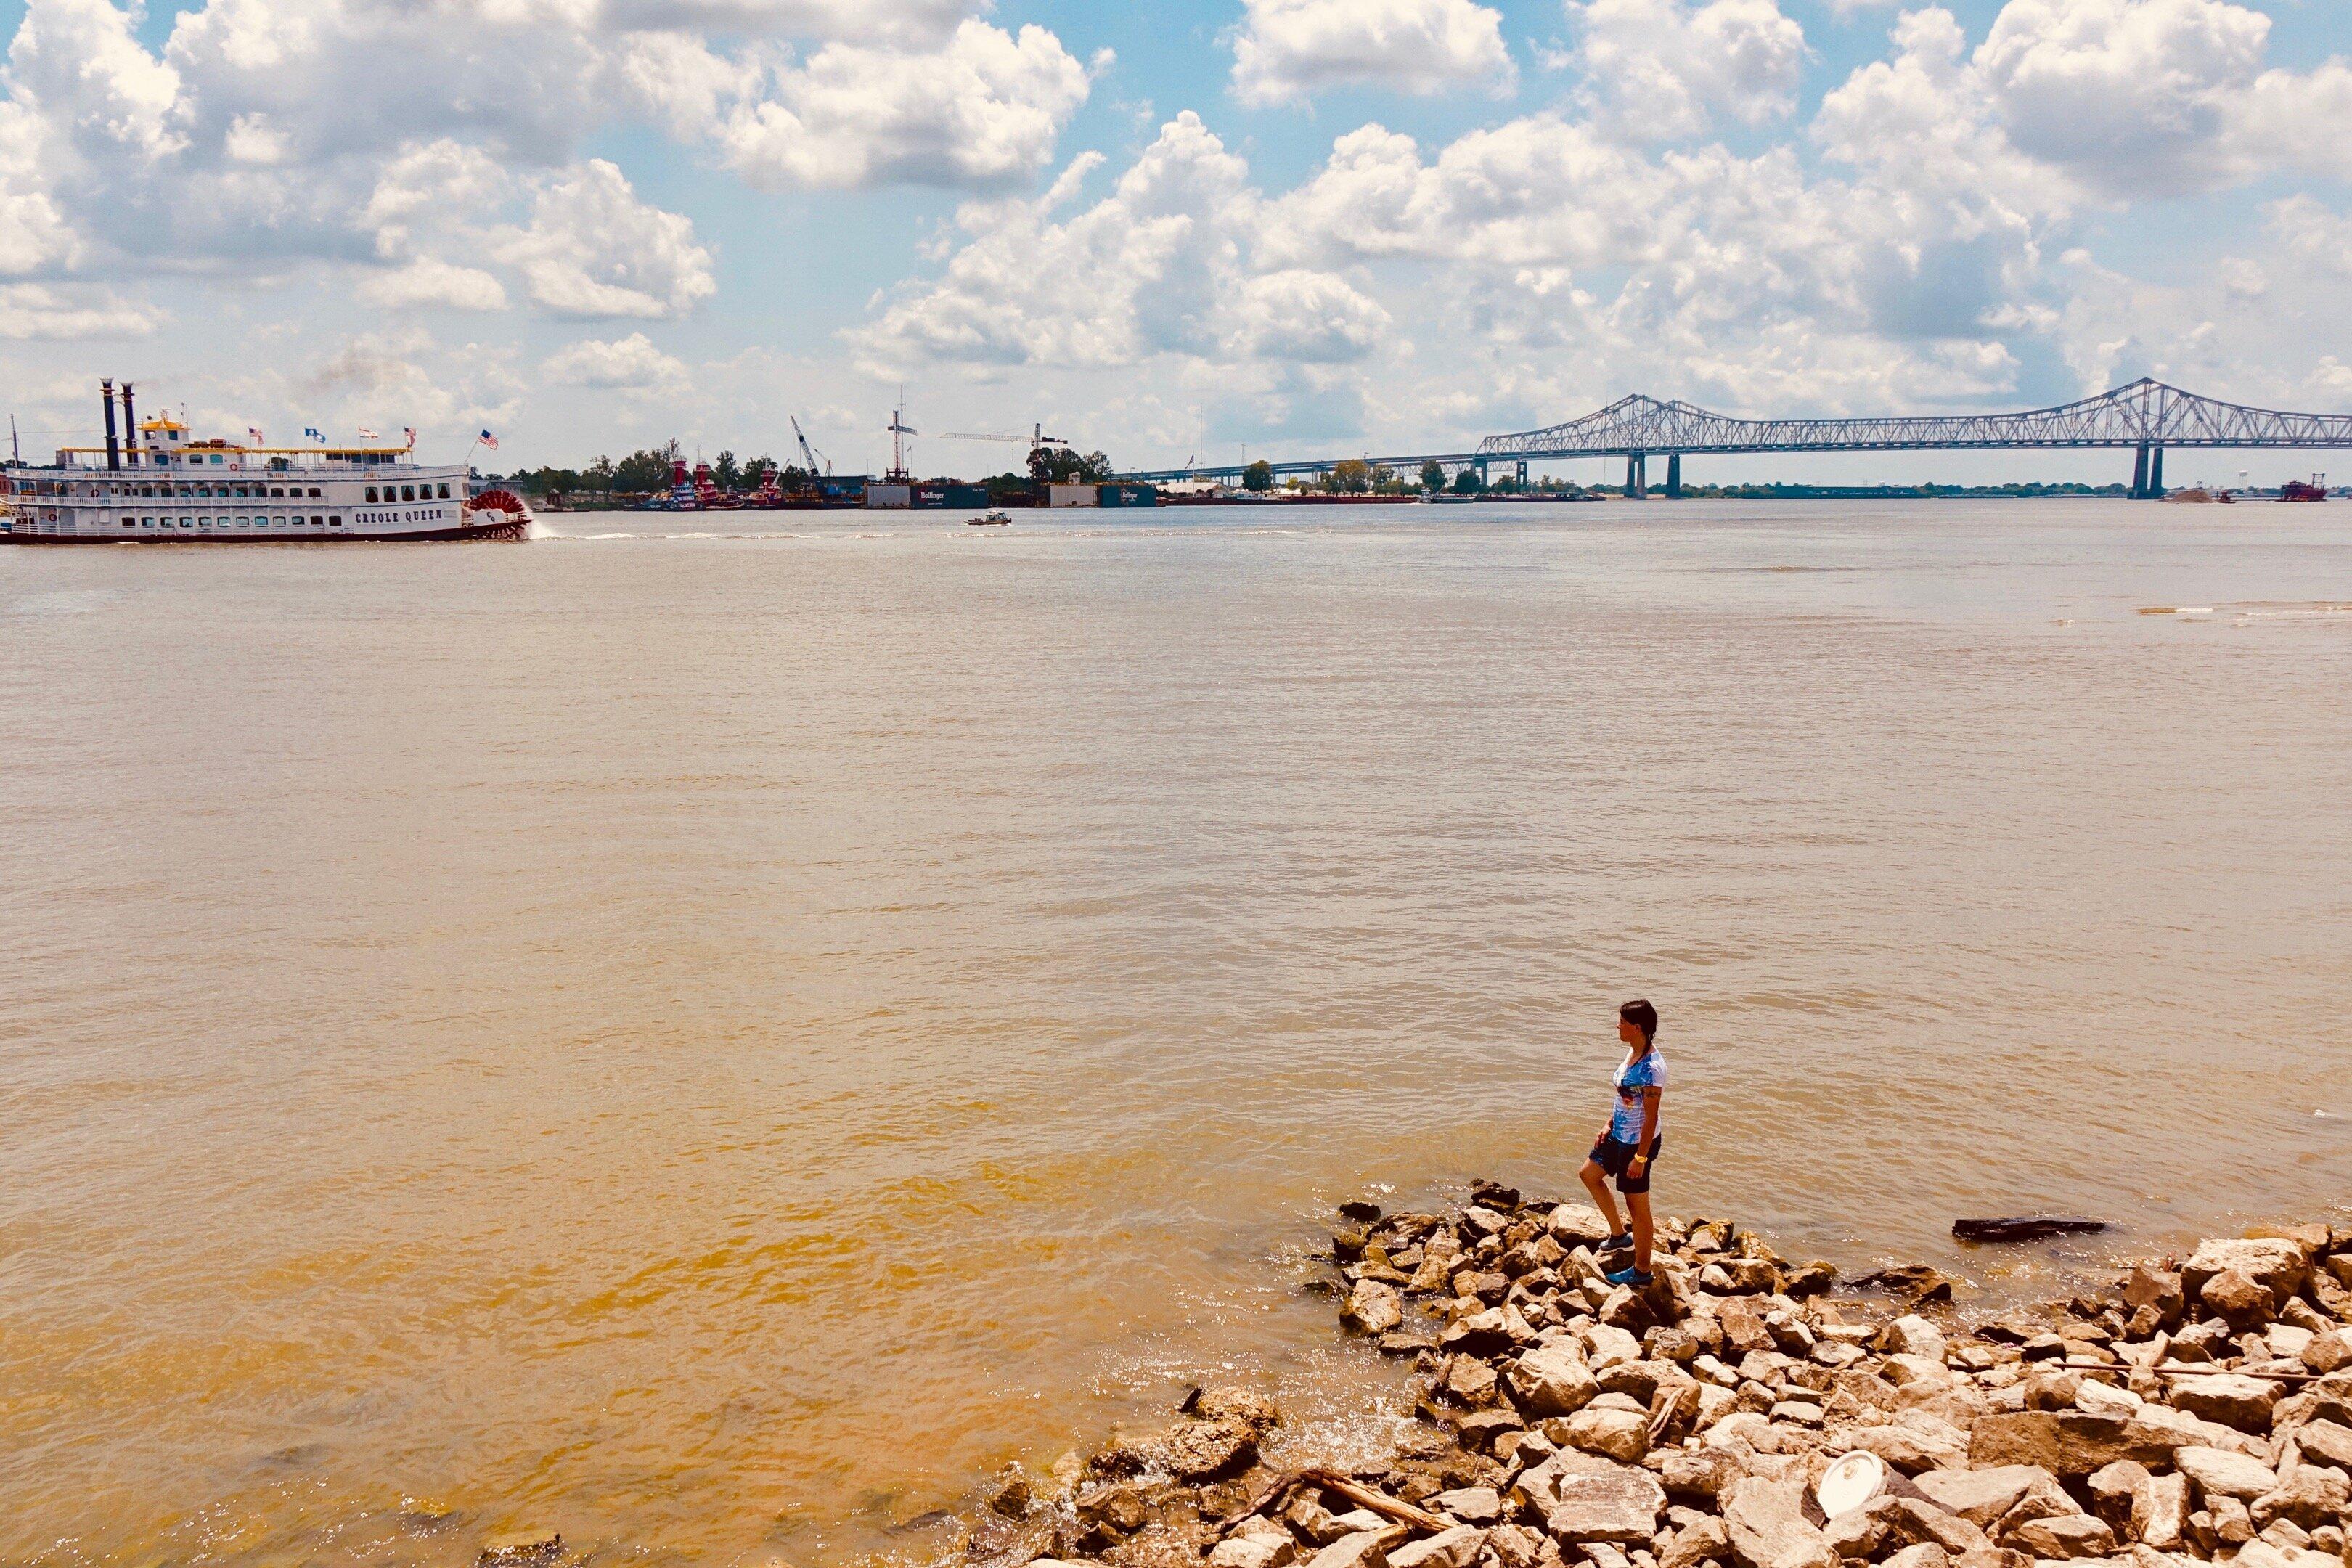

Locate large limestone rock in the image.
[1882,1498,1990,1560]
[2132,1471,2192,1551]
[2183,1239,2308,1309]
[1967,1411,2168,1476]
[1511,1346,1600,1418]
[2125,1402,2271,1461]
[1661,1516,1730,1568]
[1305,1530,1394,1568]
[1833,1411,1969,1474]
[1911,1467,2053,1528]
[1823,1496,1900,1560]
[1432,1487,1502,1524]
[2124,1264,2186,1328]
[2171,1445,2279,1501]
[2168,1373,2278,1434]
[2001,1515,2115,1559]
[1723,1477,1835,1568]
[2293,1417,2352,1470]
[1388,1527,1486,1568]
[2250,1466,2351,1530]
[1659,1448,1747,1504]
[2088,1460,2151,1528]
[1344,1280,1404,1335]
[2201,1269,2281,1331]
[1214,1537,1299,1568]
[1562,1405,1651,1463]
[1538,1469,1667,1544]
[1160,1418,1259,1480]
[1550,1205,1617,1246]
[1882,1316,1948,1362]
[1878,1548,1949,1568]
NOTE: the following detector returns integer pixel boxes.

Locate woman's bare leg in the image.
[1579,1159,1622,1236]
[1628,1189,1654,1275]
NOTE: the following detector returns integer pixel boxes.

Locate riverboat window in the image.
[143,518,155,526]
[330,517,342,526]
[401,484,416,502]
[269,486,282,497]
[365,487,378,502]
[436,483,450,499]
[123,516,135,526]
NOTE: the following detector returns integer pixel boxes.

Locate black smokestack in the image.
[121,382,136,467]
[102,379,120,471]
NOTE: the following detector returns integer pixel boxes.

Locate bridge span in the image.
[1116,379,2352,498]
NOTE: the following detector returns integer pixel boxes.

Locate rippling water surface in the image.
[3,502,2348,1568]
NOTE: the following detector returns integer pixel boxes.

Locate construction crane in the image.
[789,415,830,475]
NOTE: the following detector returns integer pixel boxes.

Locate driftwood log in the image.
[1953,1217,2110,1243]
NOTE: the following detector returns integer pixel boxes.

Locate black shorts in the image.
[1588,1133,1662,1195]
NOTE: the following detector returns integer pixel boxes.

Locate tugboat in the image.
[2280,475,2329,502]
[968,510,1010,526]
[1,380,529,542]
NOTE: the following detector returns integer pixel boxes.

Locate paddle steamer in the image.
[0,380,530,543]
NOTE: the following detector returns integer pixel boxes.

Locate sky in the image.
[1,0,2350,483]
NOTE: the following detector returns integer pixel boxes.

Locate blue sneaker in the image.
[1604,1264,1653,1287]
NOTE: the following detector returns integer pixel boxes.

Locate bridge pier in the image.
[2132,444,2149,499]
[1665,453,1682,499]
[2148,445,2164,498]
[1626,452,1646,499]
[1515,460,1527,488]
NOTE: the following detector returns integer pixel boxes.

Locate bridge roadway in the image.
[1115,378,2352,499]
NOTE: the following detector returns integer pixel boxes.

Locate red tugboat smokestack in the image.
[101,379,120,472]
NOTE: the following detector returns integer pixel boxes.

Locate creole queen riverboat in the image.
[0,380,531,543]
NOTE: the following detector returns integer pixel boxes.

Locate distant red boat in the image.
[2281,475,2329,501]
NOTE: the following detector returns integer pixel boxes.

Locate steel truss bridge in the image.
[1117,379,2352,497]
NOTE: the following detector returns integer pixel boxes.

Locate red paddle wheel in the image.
[462,488,532,539]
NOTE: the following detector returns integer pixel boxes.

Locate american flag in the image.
[357,427,379,440]
[402,427,417,447]
[479,430,499,450]
[247,426,264,445]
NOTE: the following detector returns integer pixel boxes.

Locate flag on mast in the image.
[247,426,264,446]
[357,426,379,440]
[303,427,323,443]
[402,427,417,448]
[478,430,499,450]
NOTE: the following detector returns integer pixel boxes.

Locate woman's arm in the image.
[1630,1087,1662,1168]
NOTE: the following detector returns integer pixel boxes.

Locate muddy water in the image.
[2,502,2348,1568]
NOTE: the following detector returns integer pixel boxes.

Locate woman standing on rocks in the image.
[1580,998,1664,1289]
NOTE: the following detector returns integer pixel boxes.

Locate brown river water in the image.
[2,501,2348,1568]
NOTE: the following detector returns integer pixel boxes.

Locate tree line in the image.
[506,441,1118,500]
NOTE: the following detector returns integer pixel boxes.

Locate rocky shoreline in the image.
[884,1185,2352,1568]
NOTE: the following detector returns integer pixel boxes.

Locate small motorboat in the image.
[968,511,1010,526]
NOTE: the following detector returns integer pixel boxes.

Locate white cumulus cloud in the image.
[542,331,690,391]
[721,21,1095,189]
[0,282,158,338]
[1975,0,2271,195]
[1231,0,1515,106]
[358,258,510,312]
[1570,0,1808,138]
[497,160,717,319]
